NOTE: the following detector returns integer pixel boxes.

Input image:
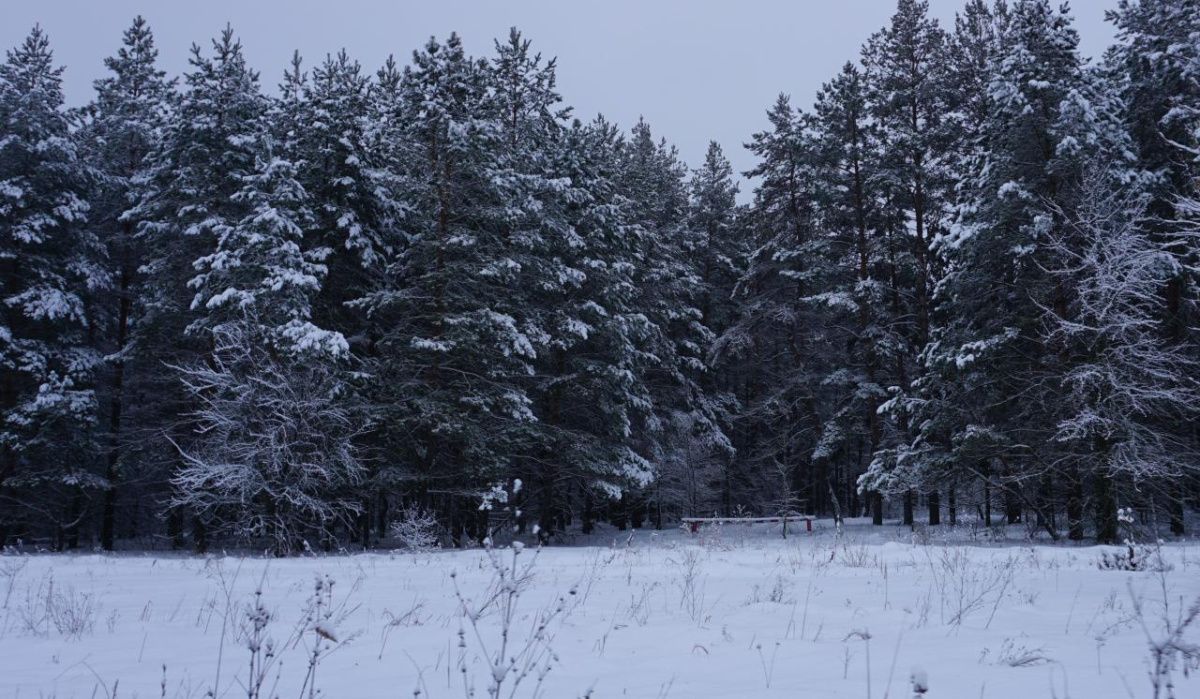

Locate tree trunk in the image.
[827,479,843,526]
[612,495,628,531]
[192,515,208,554]
[1094,473,1118,544]
[65,493,82,549]
[902,490,914,526]
[538,474,556,541]
[581,488,595,535]
[101,261,133,552]
[1067,469,1085,541]
[871,491,883,526]
[948,485,957,526]
[1005,486,1021,524]
[357,499,371,548]
[167,507,184,550]
[983,478,992,527]
[1169,481,1185,536]
[928,490,940,526]
[1037,473,1056,536]
[376,490,389,541]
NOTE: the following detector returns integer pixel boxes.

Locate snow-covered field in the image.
[2,522,1198,698]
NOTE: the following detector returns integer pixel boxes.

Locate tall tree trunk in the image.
[101,255,133,551]
[1067,468,1085,541]
[982,477,992,527]
[827,478,843,526]
[927,490,940,526]
[1037,473,1056,536]
[1169,481,1185,536]
[167,506,184,550]
[65,493,82,549]
[902,490,914,526]
[376,490,389,541]
[1005,485,1021,524]
[192,515,208,554]
[1094,472,1118,544]
[581,487,595,535]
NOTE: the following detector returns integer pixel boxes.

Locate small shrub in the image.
[390,505,442,551]
[838,544,875,569]
[18,573,97,640]
[1098,508,1172,572]
[984,637,1051,667]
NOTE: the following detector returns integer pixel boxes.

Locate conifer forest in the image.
[1,0,1199,557]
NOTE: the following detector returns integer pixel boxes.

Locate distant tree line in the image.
[0,0,1197,553]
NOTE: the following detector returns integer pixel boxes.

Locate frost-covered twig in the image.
[451,543,575,698]
[1130,573,1200,699]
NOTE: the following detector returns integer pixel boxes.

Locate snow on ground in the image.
[2,520,1198,698]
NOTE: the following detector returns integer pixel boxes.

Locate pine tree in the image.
[129,25,267,548]
[688,141,744,339]
[618,118,724,527]
[909,0,1129,539]
[189,144,345,356]
[488,30,652,537]
[808,62,898,526]
[534,116,656,533]
[717,95,824,516]
[680,141,744,518]
[80,16,174,549]
[0,27,105,547]
[357,35,537,543]
[860,0,956,525]
[862,0,951,347]
[884,0,1010,528]
[276,50,399,345]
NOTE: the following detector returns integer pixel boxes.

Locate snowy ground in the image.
[2,520,1198,698]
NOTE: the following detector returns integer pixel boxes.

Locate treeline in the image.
[0,0,1197,553]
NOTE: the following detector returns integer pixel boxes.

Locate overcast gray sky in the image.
[2,1,1117,194]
